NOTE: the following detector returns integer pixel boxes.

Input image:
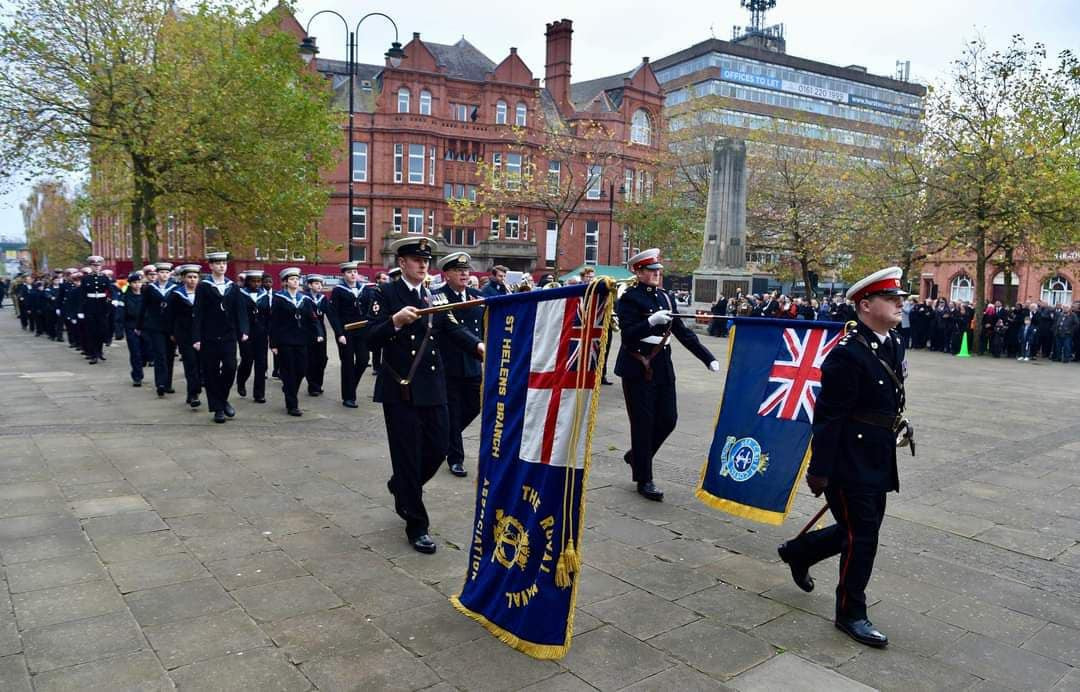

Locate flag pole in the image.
[797,503,829,537]
[344,297,487,331]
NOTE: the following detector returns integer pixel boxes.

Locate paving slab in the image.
[30,650,171,692]
[107,553,211,593]
[750,610,863,668]
[1021,622,1080,667]
[81,510,168,540]
[865,601,967,658]
[91,530,185,563]
[560,625,674,690]
[230,576,344,623]
[676,582,791,629]
[973,525,1076,560]
[582,588,699,640]
[11,580,125,630]
[927,594,1046,646]
[518,671,598,692]
[145,607,271,670]
[617,559,719,600]
[21,611,145,673]
[838,647,982,691]
[422,633,561,691]
[0,655,31,692]
[298,638,440,691]
[650,619,775,680]
[939,632,1071,691]
[180,527,277,562]
[124,577,237,627]
[68,495,151,518]
[0,531,92,566]
[729,652,875,691]
[266,607,382,664]
[0,514,79,541]
[375,601,485,657]
[206,550,309,591]
[5,553,107,594]
[168,647,313,692]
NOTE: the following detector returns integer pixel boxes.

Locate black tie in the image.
[415,289,423,306]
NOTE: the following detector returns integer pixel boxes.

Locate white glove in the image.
[55,309,60,315]
[77,313,84,319]
[647,309,673,327]
[709,360,721,372]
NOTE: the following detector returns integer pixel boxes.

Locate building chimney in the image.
[545,19,573,114]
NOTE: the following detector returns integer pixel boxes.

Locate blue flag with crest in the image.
[451,282,611,659]
[696,317,845,524]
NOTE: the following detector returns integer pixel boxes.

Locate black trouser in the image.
[782,487,886,621]
[371,345,382,373]
[147,330,175,391]
[337,333,369,402]
[125,327,148,383]
[199,339,237,413]
[306,337,327,394]
[177,340,202,401]
[1040,328,1054,358]
[83,305,110,358]
[66,318,78,346]
[383,402,449,540]
[621,377,678,484]
[276,344,307,411]
[445,375,481,468]
[237,332,267,400]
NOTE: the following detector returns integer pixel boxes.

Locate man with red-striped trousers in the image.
[777,266,910,649]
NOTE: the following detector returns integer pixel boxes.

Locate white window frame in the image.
[291,249,306,261]
[515,102,527,127]
[489,216,500,239]
[631,109,652,145]
[397,87,410,113]
[350,206,367,240]
[351,142,368,182]
[393,144,403,183]
[408,144,425,184]
[1041,276,1073,306]
[548,160,561,193]
[392,208,402,232]
[624,169,634,201]
[505,153,522,190]
[443,183,453,199]
[429,146,435,185]
[407,208,424,235]
[545,220,558,263]
[584,220,599,265]
[495,100,507,124]
[428,210,435,235]
[350,245,367,262]
[452,103,468,121]
[586,165,602,200]
[950,275,974,303]
[419,89,431,115]
[492,152,501,173]
[504,214,520,240]
[254,247,270,260]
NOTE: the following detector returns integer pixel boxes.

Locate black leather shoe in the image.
[165,388,176,394]
[213,410,226,424]
[189,398,201,409]
[342,400,358,408]
[157,388,165,397]
[253,397,266,404]
[236,383,246,397]
[98,353,106,361]
[623,450,633,465]
[777,542,814,592]
[308,389,321,397]
[132,381,142,387]
[601,377,613,385]
[637,482,664,501]
[411,534,437,554]
[223,403,236,418]
[88,358,97,364]
[287,408,302,417]
[449,463,467,477]
[835,619,888,647]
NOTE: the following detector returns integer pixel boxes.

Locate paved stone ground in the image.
[0,308,1077,691]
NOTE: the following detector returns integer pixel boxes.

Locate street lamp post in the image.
[607,183,626,266]
[299,12,404,268]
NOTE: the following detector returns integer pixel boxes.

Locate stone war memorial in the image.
[693,138,753,309]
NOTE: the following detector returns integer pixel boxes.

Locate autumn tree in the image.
[0,0,341,265]
[448,111,631,276]
[614,175,703,274]
[21,180,90,271]
[920,36,1080,342]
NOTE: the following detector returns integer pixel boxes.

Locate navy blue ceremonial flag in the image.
[696,317,845,525]
[451,282,611,660]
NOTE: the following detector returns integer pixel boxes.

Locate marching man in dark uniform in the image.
[366,238,484,554]
[166,265,203,409]
[777,266,911,648]
[616,249,720,501]
[77,255,113,364]
[304,275,329,397]
[192,251,249,424]
[121,272,149,386]
[138,262,177,397]
[236,269,270,404]
[327,261,371,409]
[435,251,484,477]
[268,267,324,416]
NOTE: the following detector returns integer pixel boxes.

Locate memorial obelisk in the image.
[692,138,752,307]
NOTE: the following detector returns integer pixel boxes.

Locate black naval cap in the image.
[389,236,438,259]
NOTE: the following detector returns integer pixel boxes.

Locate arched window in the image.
[1041,275,1073,306]
[495,100,507,125]
[992,271,1020,287]
[397,87,410,113]
[950,274,974,303]
[419,89,432,115]
[515,102,527,127]
[631,109,652,145]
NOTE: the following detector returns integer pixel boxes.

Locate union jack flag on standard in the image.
[451,282,611,659]
[696,317,844,524]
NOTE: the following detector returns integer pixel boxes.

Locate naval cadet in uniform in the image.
[77,255,113,364]
[138,262,177,396]
[269,267,324,416]
[304,274,329,397]
[776,266,911,648]
[166,265,203,409]
[365,238,484,553]
[435,251,485,477]
[236,270,270,403]
[327,261,371,409]
[192,251,249,423]
[616,248,720,501]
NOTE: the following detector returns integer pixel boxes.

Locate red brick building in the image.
[93,14,664,279]
[919,250,1079,307]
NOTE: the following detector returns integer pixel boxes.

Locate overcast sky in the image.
[2,0,1077,241]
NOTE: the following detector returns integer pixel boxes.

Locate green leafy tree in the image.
[615,178,703,274]
[21,180,90,271]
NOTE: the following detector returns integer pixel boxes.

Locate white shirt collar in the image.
[873,330,889,343]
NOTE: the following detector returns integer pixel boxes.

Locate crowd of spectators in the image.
[706,290,1080,363]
